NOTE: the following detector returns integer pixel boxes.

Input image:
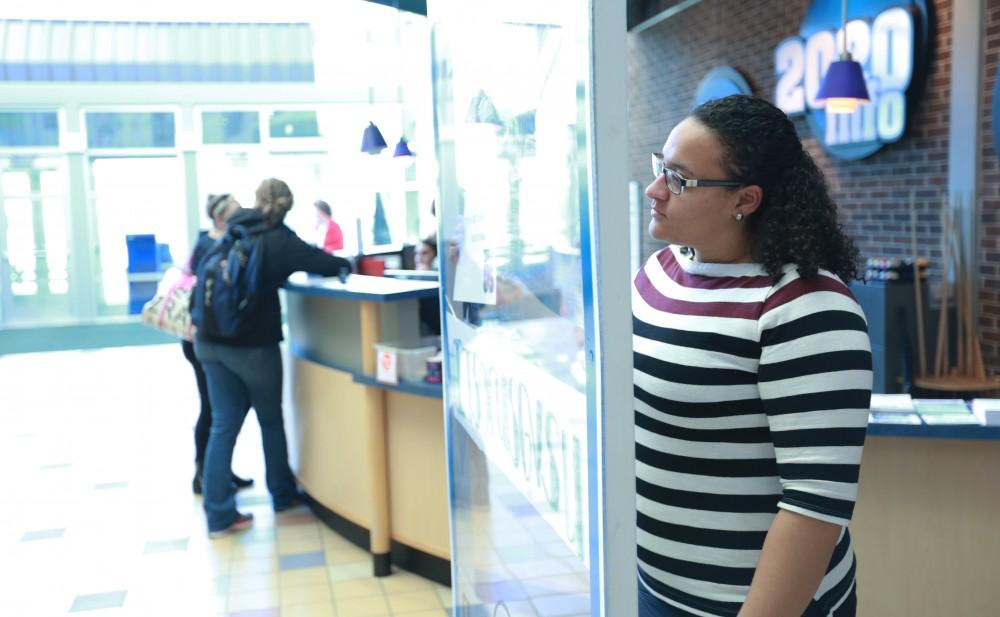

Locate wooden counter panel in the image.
[852,436,1000,616]
[386,390,451,560]
[290,357,372,527]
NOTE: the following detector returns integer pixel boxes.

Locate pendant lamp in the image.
[360,121,388,154]
[816,0,870,114]
[393,137,414,157]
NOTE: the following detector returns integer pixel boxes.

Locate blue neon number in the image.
[774,4,916,156]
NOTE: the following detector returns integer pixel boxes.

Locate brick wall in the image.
[626,0,999,371]
[982,0,1000,370]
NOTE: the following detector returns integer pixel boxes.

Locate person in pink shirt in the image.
[313,199,343,253]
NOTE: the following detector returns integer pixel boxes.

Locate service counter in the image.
[852,425,1000,616]
[281,271,1000,606]
[282,273,450,585]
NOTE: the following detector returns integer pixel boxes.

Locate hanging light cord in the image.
[841,0,849,59]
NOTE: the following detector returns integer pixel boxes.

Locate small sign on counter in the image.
[376,348,399,385]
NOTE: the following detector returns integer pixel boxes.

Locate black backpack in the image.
[191,213,269,339]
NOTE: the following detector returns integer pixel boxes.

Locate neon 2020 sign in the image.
[774,0,932,160]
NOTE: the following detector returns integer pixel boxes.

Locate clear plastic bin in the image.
[374,337,440,382]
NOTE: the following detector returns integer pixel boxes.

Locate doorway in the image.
[0,155,73,326]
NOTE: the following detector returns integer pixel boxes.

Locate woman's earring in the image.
[735,212,744,221]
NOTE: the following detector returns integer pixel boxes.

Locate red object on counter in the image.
[358,257,386,277]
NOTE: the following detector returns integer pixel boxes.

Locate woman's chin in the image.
[648,221,673,243]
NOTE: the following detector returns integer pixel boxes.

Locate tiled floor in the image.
[0,345,452,617]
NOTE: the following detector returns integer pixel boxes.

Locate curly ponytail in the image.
[692,95,859,282]
[255,178,294,226]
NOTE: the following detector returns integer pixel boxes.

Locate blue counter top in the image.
[352,373,443,400]
[867,422,1000,440]
[283,272,438,303]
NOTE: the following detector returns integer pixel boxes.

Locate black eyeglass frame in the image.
[651,153,744,195]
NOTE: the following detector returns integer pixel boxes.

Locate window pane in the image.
[433,6,595,612]
[42,197,69,295]
[0,157,74,325]
[4,197,37,296]
[2,171,32,197]
[39,170,63,195]
[0,112,60,147]
[85,112,176,148]
[90,157,186,314]
[202,111,261,144]
[268,111,320,138]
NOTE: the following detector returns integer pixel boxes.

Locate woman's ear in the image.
[736,184,763,217]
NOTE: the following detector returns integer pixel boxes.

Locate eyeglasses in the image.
[651,153,744,196]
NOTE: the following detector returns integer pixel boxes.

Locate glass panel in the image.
[2,171,31,196]
[268,110,320,138]
[0,112,60,147]
[0,157,74,325]
[3,197,37,296]
[195,149,388,258]
[40,169,63,194]
[85,112,176,148]
[42,197,69,295]
[433,2,596,614]
[194,149,265,231]
[202,111,261,144]
[90,157,186,315]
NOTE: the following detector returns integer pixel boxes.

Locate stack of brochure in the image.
[911,399,981,425]
[971,399,1000,426]
[868,394,921,425]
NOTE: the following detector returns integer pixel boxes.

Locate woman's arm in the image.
[738,510,841,617]
[751,274,873,615]
[276,230,352,278]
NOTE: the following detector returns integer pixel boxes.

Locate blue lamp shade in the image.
[816,58,871,114]
[361,121,387,154]
[393,137,414,157]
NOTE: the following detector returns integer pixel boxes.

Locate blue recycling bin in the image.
[156,243,173,268]
[126,234,158,273]
[125,234,167,314]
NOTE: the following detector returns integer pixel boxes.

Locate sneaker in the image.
[208,512,254,539]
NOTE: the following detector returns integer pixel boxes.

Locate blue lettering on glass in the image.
[774,0,931,160]
[451,341,587,561]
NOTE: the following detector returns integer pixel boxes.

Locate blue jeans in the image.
[194,339,299,531]
[639,578,696,617]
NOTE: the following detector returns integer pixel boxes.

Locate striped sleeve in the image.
[756,273,872,526]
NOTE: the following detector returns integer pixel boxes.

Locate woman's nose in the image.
[645,176,668,201]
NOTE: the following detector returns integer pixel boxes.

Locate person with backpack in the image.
[182,192,254,496]
[192,178,352,538]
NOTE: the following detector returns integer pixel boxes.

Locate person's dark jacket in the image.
[187,230,215,274]
[198,208,351,347]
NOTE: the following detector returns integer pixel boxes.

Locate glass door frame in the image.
[584,1,635,613]
[84,151,186,318]
[79,103,186,318]
[0,138,77,327]
[0,157,61,325]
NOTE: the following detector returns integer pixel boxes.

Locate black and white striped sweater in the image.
[633,245,872,617]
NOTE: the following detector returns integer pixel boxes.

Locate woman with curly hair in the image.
[633,95,871,617]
